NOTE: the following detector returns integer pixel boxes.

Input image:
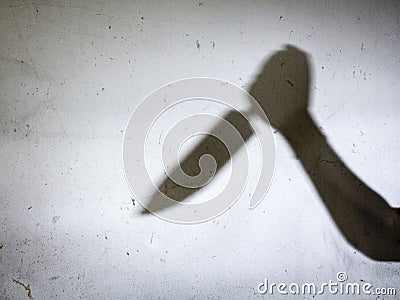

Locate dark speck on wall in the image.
[12,278,33,299]
[49,276,60,281]
[52,216,60,224]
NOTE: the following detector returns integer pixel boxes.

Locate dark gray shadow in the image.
[143,44,400,261]
[141,110,254,213]
[249,45,399,261]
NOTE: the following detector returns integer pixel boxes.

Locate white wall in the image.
[0,0,399,299]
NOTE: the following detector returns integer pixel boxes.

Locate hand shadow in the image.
[142,45,400,261]
[249,45,399,261]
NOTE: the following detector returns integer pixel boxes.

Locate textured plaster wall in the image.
[0,0,399,299]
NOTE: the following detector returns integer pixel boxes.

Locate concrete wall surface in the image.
[0,0,399,299]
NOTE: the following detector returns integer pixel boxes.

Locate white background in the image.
[0,0,399,299]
